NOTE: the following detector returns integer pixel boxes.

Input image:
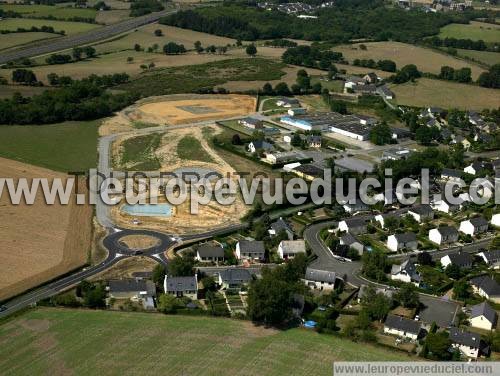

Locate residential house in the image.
[235,240,266,261]
[306,135,322,148]
[374,213,398,229]
[377,84,394,100]
[478,249,500,269]
[470,276,500,303]
[276,97,300,108]
[304,267,336,290]
[287,107,306,116]
[344,75,366,89]
[492,213,500,227]
[464,161,491,176]
[238,117,264,129]
[268,218,294,240]
[440,251,473,269]
[338,217,367,235]
[265,151,303,165]
[470,302,497,331]
[384,314,422,340]
[429,226,459,246]
[217,268,253,290]
[449,328,483,359]
[247,140,273,154]
[387,232,418,253]
[390,259,421,285]
[382,147,413,161]
[164,275,198,300]
[459,217,489,236]
[339,233,364,256]
[292,164,324,181]
[357,284,395,303]
[363,72,379,84]
[419,107,445,119]
[342,201,370,213]
[407,205,434,223]
[391,127,412,140]
[108,279,156,309]
[195,244,225,263]
[441,168,463,182]
[277,240,306,259]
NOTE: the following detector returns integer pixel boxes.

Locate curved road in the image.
[0,8,178,64]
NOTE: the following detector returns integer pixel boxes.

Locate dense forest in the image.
[160,2,486,43]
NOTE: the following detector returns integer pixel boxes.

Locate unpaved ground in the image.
[111,125,249,234]
[0,158,92,301]
[88,257,157,281]
[120,235,160,249]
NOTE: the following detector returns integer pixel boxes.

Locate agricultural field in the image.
[0,32,59,51]
[0,159,92,301]
[390,78,500,110]
[0,308,410,375]
[0,120,100,172]
[94,9,130,25]
[438,21,500,43]
[334,41,486,79]
[0,4,97,21]
[0,18,100,35]
[456,48,500,67]
[93,24,236,54]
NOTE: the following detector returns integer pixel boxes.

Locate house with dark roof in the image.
[238,117,264,130]
[387,232,417,253]
[268,218,294,240]
[363,72,379,84]
[449,328,483,359]
[478,249,500,269]
[217,268,253,290]
[235,240,266,261]
[459,217,489,236]
[470,301,497,331]
[164,275,198,300]
[464,161,492,176]
[374,212,398,228]
[340,233,364,256]
[304,267,336,290]
[441,251,473,269]
[390,259,421,286]
[357,285,395,303]
[441,168,463,182]
[248,140,274,154]
[470,276,500,303]
[384,314,422,340]
[195,244,225,263]
[108,279,156,302]
[377,84,394,100]
[276,97,300,108]
[338,217,367,235]
[342,201,370,213]
[292,163,324,181]
[429,226,459,246]
[407,205,434,223]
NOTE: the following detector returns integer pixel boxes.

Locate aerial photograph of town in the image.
[0,0,499,374]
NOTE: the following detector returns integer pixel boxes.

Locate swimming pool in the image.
[121,203,173,217]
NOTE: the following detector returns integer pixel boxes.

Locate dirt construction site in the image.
[101,94,257,135]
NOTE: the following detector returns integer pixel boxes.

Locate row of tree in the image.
[282,45,345,70]
[353,58,397,73]
[425,36,491,52]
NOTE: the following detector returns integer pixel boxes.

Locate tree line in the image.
[282,45,345,69]
[130,0,164,17]
[425,36,494,52]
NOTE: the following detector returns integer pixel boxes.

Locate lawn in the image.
[311,76,344,92]
[0,308,411,375]
[177,135,215,163]
[118,58,286,97]
[118,132,163,171]
[390,78,500,110]
[0,31,59,51]
[456,49,500,67]
[438,21,500,43]
[0,4,97,21]
[0,120,99,171]
[334,41,486,79]
[0,18,100,35]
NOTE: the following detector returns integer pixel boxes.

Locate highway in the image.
[0,8,178,65]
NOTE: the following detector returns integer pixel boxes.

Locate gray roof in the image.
[109,279,155,295]
[391,259,421,282]
[241,117,262,125]
[279,240,306,254]
[270,218,292,234]
[449,327,481,348]
[384,314,421,335]
[251,140,273,150]
[165,276,197,293]
[394,232,417,243]
[305,267,336,283]
[448,252,473,267]
[480,249,500,263]
[470,275,500,297]
[358,284,394,301]
[437,226,459,237]
[238,240,265,255]
[344,217,367,228]
[219,268,253,284]
[197,244,225,258]
[293,163,324,178]
[442,168,462,178]
[340,232,360,246]
[470,301,497,324]
[334,157,374,174]
[409,204,433,216]
[469,217,488,228]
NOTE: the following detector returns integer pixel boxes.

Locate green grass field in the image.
[0,120,99,171]
[118,132,163,171]
[438,21,500,43]
[0,31,59,51]
[177,135,215,163]
[118,58,286,97]
[311,76,344,93]
[0,308,411,375]
[0,18,100,35]
[0,4,97,21]
[456,49,500,67]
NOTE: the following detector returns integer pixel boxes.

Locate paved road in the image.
[0,8,177,64]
